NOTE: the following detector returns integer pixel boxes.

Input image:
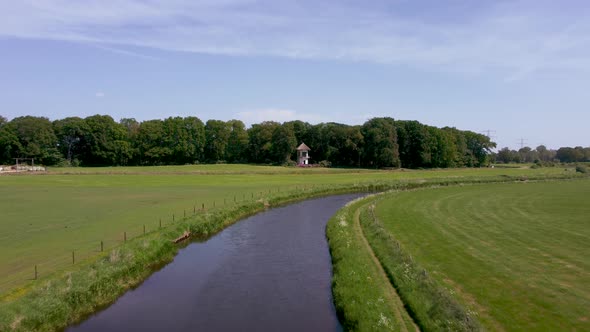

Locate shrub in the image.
[282,160,297,167]
[318,160,332,167]
[575,165,587,173]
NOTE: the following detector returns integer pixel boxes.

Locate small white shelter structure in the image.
[297,143,311,165]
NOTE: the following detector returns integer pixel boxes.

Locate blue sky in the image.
[1,0,589,150]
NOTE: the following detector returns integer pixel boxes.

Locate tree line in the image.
[0,114,496,168]
[493,146,590,164]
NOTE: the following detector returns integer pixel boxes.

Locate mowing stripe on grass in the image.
[372,179,590,331]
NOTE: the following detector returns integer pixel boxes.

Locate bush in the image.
[318,160,332,168]
[282,160,297,167]
[575,165,588,173]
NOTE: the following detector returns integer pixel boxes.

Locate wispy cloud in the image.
[235,108,326,126]
[89,44,162,61]
[95,91,105,98]
[1,1,589,78]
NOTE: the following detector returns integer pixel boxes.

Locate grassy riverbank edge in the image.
[0,173,584,331]
[327,174,587,332]
[360,202,479,331]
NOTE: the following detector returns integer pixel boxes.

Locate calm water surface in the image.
[68,194,361,332]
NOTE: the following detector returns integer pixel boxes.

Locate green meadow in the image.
[371,180,590,331]
[0,164,567,294]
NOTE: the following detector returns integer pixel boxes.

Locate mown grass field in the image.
[0,165,570,294]
[373,180,590,331]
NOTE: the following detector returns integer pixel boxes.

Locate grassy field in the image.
[0,165,572,294]
[0,165,570,294]
[373,180,590,331]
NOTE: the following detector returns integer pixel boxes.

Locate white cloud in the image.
[95,91,105,98]
[235,108,326,126]
[1,1,589,79]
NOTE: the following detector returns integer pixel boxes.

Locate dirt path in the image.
[352,205,420,332]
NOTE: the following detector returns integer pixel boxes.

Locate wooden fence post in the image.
[143,225,146,235]
[34,265,37,280]
[101,240,104,252]
[124,232,127,242]
[159,219,162,228]
[72,251,75,264]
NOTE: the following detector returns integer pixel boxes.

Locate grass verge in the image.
[327,196,418,331]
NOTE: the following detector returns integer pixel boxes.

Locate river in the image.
[67,194,361,332]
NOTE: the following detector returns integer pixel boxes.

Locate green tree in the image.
[518,147,538,163]
[226,120,249,163]
[361,117,400,168]
[53,117,89,165]
[270,123,297,163]
[0,121,22,164]
[161,116,205,164]
[82,115,129,166]
[120,118,140,164]
[205,120,231,162]
[496,147,513,163]
[427,126,457,168]
[442,127,470,167]
[535,145,552,162]
[248,121,279,163]
[135,119,169,165]
[396,120,430,168]
[462,131,495,167]
[317,123,363,167]
[555,147,585,163]
[0,116,61,165]
[183,116,206,163]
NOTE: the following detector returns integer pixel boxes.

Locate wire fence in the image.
[0,183,339,294]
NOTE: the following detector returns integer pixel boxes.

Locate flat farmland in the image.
[374,179,590,331]
[0,165,569,294]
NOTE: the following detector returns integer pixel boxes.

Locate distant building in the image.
[297,143,311,165]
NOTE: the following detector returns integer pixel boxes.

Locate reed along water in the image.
[68,194,361,332]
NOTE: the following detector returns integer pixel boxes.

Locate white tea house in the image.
[297,143,311,165]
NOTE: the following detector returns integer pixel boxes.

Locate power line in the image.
[480,129,496,140]
[516,138,528,149]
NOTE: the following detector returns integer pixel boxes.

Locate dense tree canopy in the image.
[492,144,590,164]
[226,120,249,163]
[361,117,400,168]
[0,114,545,169]
[0,116,61,165]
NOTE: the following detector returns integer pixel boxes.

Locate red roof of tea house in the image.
[296,143,310,151]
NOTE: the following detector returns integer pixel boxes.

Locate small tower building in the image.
[296,143,311,165]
